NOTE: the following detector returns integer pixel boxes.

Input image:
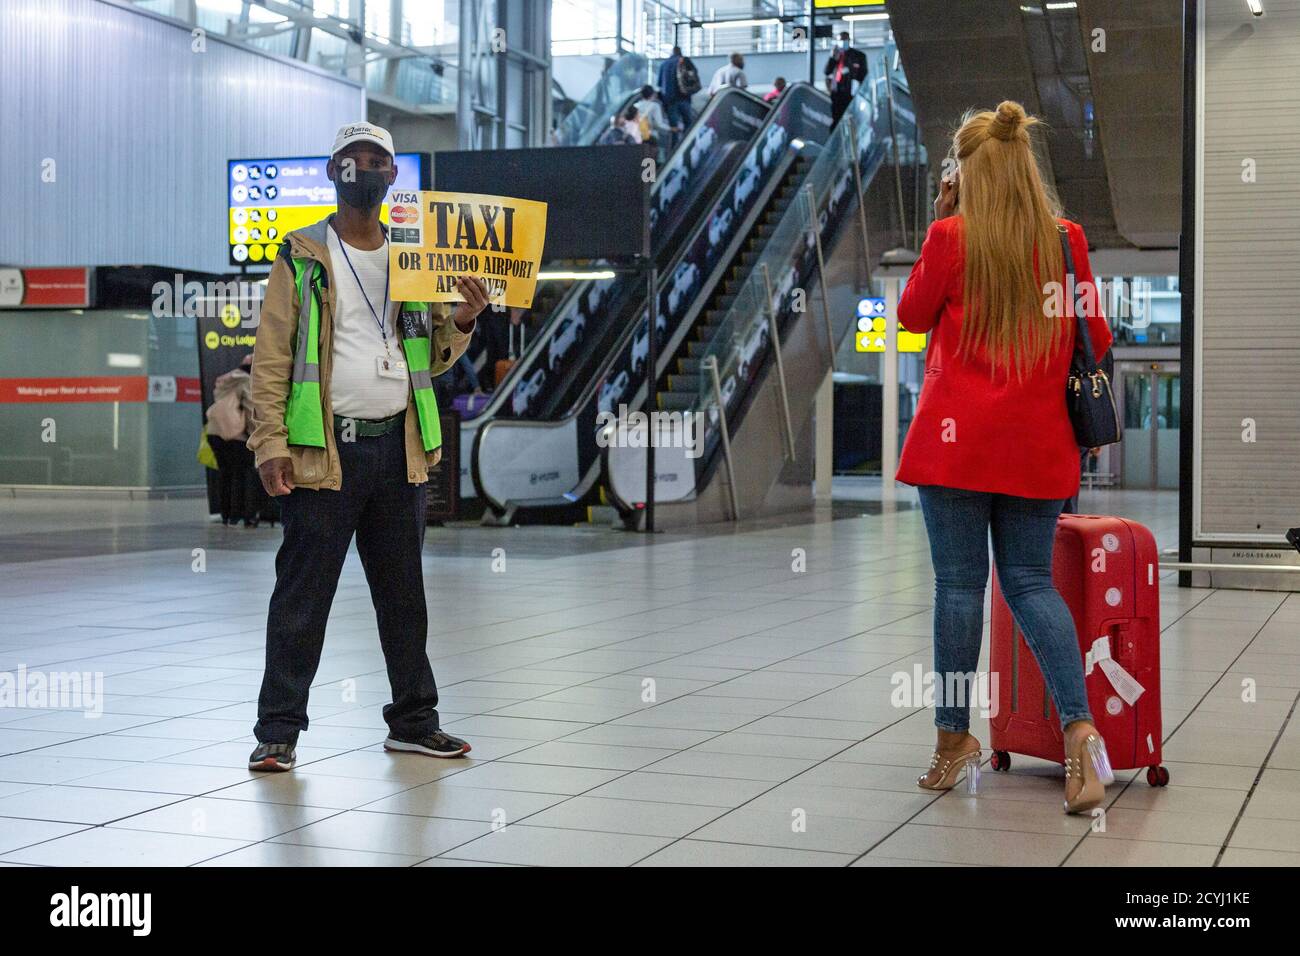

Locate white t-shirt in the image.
[326,228,410,420]
[708,64,747,95]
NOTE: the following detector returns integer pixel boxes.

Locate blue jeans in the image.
[916,486,1093,734]
[664,98,693,148]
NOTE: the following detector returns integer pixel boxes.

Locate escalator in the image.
[455,88,771,504]
[553,52,649,147]
[603,51,924,527]
[472,82,837,520]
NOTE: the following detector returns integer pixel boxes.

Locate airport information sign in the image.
[226,153,425,267]
[855,296,926,352]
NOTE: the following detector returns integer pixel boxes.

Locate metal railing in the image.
[125,0,457,109]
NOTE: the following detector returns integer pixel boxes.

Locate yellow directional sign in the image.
[854,315,926,353]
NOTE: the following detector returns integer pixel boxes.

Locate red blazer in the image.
[896,216,1112,500]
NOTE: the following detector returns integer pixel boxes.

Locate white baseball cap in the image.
[330,122,395,159]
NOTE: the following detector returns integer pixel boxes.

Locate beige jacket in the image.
[248,216,474,490]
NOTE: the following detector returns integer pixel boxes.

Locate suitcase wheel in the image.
[991,750,1011,772]
[1145,765,1170,787]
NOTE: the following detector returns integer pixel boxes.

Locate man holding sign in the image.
[247,122,488,771]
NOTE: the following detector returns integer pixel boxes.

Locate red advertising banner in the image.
[176,377,202,402]
[0,268,93,308]
[0,376,201,403]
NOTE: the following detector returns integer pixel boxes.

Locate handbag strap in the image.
[1057,225,1098,370]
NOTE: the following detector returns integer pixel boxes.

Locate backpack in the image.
[677,56,702,96]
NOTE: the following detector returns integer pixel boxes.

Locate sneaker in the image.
[248,740,297,772]
[384,730,471,758]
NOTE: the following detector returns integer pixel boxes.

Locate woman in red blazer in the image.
[899,102,1115,814]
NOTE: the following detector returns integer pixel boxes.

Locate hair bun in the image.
[990,101,1027,141]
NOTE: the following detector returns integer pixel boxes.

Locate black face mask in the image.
[334,167,390,210]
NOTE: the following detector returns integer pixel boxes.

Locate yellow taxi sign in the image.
[388,190,547,310]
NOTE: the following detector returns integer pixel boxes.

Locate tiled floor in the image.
[0,485,1297,867]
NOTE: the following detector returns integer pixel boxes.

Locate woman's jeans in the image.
[916,486,1093,734]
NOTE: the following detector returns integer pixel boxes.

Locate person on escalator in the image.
[824,31,867,125]
[598,106,642,145]
[659,45,699,150]
[894,102,1115,815]
[633,85,676,148]
[764,77,787,104]
[708,52,748,96]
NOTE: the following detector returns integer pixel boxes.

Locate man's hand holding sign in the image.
[388,190,548,310]
[451,276,491,332]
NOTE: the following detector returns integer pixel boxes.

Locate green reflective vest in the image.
[284,255,442,452]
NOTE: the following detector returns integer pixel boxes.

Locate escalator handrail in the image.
[603,55,917,513]
[694,66,898,408]
[554,52,650,147]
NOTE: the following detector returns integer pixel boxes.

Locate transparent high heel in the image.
[1063,732,1113,814]
[917,746,982,794]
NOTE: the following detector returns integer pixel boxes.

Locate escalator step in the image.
[678,357,701,374]
[668,374,701,391]
[659,393,695,412]
[686,340,707,357]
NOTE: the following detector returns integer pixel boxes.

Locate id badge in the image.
[377,356,408,380]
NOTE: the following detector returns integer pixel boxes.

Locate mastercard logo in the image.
[390,205,417,224]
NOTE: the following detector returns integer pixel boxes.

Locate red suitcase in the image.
[989,514,1169,787]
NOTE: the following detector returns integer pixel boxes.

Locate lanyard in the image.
[334,230,392,355]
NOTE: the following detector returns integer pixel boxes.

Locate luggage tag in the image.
[1085,635,1145,706]
[377,356,408,380]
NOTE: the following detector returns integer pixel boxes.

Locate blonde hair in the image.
[951,101,1065,379]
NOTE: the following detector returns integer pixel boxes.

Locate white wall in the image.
[0,0,365,275]
[1194,0,1300,544]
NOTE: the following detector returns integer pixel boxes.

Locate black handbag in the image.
[1059,226,1120,447]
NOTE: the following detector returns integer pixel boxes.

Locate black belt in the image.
[333,412,404,437]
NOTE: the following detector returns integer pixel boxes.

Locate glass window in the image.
[403,0,454,47]
[365,0,392,40]
[1103,275,1181,346]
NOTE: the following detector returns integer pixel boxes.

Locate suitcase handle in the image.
[1098,620,1135,669]
[1086,628,1146,706]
